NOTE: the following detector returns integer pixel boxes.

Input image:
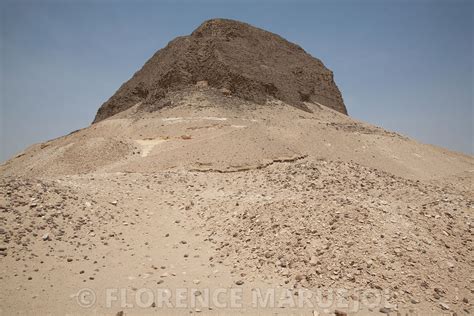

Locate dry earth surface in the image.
[0,87,473,316]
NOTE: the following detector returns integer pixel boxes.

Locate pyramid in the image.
[93,18,347,123]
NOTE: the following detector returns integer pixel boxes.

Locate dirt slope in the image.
[2,87,471,181]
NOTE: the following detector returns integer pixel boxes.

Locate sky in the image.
[0,0,472,162]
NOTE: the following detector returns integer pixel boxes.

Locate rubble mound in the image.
[93,18,347,123]
[200,160,473,310]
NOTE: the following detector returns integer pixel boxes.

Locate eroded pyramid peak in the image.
[93,18,347,123]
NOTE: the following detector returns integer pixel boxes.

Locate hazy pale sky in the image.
[1,0,472,162]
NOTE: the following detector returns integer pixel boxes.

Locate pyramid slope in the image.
[2,88,471,180]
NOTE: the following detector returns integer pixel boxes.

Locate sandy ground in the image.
[0,89,472,315]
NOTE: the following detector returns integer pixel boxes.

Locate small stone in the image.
[235,280,244,285]
[335,310,347,316]
[379,307,392,314]
[462,297,469,304]
[67,258,73,262]
[196,80,209,88]
[194,290,202,296]
[180,240,187,244]
[434,287,445,296]
[193,279,201,285]
[410,298,420,304]
[220,88,232,96]
[42,233,49,241]
[157,280,164,284]
[0,245,7,251]
[295,274,305,281]
[439,303,450,310]
[110,201,118,206]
